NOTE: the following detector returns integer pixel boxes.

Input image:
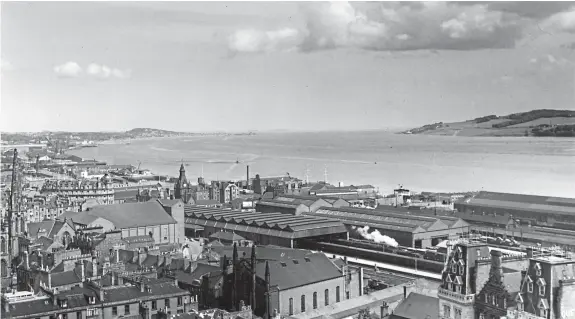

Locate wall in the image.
[279,276,346,316]
[557,279,575,319]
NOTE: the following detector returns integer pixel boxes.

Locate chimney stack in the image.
[80,261,85,282]
[246,165,250,190]
[380,301,389,318]
[111,272,116,286]
[48,272,52,289]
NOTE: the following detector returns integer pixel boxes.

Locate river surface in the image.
[69,131,575,197]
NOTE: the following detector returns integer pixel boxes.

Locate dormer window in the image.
[451,262,457,273]
[459,265,464,275]
[537,278,546,295]
[88,296,96,304]
[60,300,68,308]
[457,248,463,259]
[534,263,542,277]
[526,276,533,293]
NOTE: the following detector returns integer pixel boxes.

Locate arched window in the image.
[301,295,306,312]
[288,298,293,316]
[1,237,6,253]
[313,292,317,309]
[324,289,329,306]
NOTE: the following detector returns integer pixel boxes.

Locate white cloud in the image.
[228,27,301,54]
[529,54,574,72]
[540,7,575,33]
[228,1,525,54]
[53,62,130,79]
[86,63,131,79]
[54,61,83,78]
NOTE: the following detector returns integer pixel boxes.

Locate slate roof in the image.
[310,206,448,233]
[390,292,439,319]
[457,191,575,216]
[209,231,246,242]
[28,219,73,240]
[212,246,314,261]
[185,206,347,239]
[254,253,342,290]
[86,201,177,228]
[172,263,221,285]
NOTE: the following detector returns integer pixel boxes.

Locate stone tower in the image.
[174,163,188,201]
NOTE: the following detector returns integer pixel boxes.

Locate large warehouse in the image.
[184,206,348,248]
[454,191,575,227]
[306,206,469,248]
[256,195,349,216]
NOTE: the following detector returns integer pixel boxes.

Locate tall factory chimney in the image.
[246,165,250,190]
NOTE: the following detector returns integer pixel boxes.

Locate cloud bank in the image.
[228,1,575,54]
[54,61,131,79]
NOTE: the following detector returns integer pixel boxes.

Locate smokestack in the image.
[246,165,250,190]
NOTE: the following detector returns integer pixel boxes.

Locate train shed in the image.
[454,191,575,226]
[306,206,469,248]
[184,205,348,248]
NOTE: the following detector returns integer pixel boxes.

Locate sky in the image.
[1,1,575,133]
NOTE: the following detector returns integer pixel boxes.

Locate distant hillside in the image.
[0,128,256,144]
[400,109,575,137]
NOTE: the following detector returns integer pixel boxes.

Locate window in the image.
[443,305,451,318]
[76,312,82,319]
[301,295,306,312]
[527,282,533,293]
[517,302,523,311]
[459,265,464,275]
[336,286,340,303]
[540,309,547,318]
[476,249,481,258]
[124,305,130,315]
[289,298,294,316]
[112,307,118,316]
[177,297,183,307]
[313,292,317,309]
[165,299,170,308]
[539,284,545,296]
[346,291,350,300]
[61,314,68,319]
[451,264,457,273]
[454,308,462,319]
[152,301,157,310]
[491,295,496,306]
[324,289,329,306]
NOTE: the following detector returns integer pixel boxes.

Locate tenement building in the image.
[41,179,114,206]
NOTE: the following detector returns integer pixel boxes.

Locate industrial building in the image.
[306,207,470,248]
[454,191,575,227]
[184,206,348,248]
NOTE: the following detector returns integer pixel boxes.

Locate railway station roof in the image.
[310,207,451,233]
[184,205,347,239]
[457,192,575,217]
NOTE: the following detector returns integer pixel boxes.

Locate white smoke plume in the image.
[353,226,399,247]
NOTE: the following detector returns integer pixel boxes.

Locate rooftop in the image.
[85,201,177,228]
[390,292,439,319]
[457,191,575,216]
[184,206,347,239]
[309,207,457,233]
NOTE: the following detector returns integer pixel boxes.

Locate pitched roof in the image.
[254,253,342,290]
[209,232,246,242]
[390,292,439,319]
[86,202,177,228]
